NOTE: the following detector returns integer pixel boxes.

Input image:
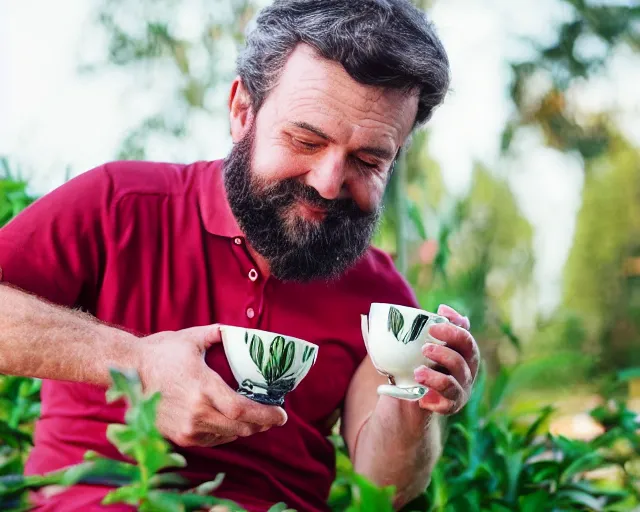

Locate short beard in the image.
[222,126,382,282]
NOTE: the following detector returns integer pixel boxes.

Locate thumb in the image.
[180,324,222,352]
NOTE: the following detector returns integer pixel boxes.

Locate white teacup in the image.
[361,303,449,401]
[220,325,319,406]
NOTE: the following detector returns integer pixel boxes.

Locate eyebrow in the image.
[290,121,395,161]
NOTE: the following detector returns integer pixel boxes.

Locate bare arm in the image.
[342,305,480,509]
[0,283,138,387]
[342,357,442,509]
[0,282,287,446]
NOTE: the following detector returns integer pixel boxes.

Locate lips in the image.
[295,200,327,220]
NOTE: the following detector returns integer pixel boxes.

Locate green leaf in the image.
[280,341,295,377]
[145,452,186,475]
[387,306,404,341]
[519,490,549,512]
[192,473,225,495]
[351,473,395,512]
[560,452,604,483]
[60,459,139,487]
[264,336,286,384]
[556,489,606,510]
[524,405,555,445]
[302,346,316,363]
[106,425,138,459]
[405,197,427,240]
[140,491,186,512]
[267,503,295,512]
[244,331,248,344]
[106,368,142,405]
[148,473,189,489]
[403,314,429,344]
[102,484,143,506]
[249,335,264,373]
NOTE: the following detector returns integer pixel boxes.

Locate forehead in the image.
[262,44,418,147]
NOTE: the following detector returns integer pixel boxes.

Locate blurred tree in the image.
[563,132,640,371]
[502,0,640,160]
[499,0,640,382]
[80,0,258,160]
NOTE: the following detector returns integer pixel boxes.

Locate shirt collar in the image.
[197,159,244,239]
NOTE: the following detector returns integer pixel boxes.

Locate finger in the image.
[428,322,480,379]
[180,324,223,351]
[414,365,463,402]
[195,409,267,438]
[417,388,457,415]
[203,370,288,427]
[422,344,472,391]
[192,434,239,448]
[437,304,470,330]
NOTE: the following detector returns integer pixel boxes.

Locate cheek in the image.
[350,176,386,213]
[252,144,308,184]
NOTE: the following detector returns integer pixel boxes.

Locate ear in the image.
[228,77,254,143]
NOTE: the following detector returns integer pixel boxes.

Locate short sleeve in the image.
[0,166,113,308]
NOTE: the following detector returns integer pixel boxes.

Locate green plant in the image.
[421,362,640,512]
[0,369,296,512]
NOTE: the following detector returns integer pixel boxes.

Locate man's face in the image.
[224,44,419,282]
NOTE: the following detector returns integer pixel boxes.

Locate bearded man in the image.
[0,1,480,510]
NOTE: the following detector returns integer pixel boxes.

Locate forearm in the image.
[0,284,139,387]
[353,396,442,509]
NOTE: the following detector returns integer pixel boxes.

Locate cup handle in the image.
[377,384,427,401]
[361,314,394,381]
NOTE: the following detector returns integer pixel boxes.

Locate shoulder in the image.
[101,160,195,203]
[338,246,419,309]
[35,160,203,209]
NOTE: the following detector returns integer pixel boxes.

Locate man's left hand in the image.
[413,304,480,416]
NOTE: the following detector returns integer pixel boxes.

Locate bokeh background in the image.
[1,1,639,510]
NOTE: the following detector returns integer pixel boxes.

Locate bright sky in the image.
[1,0,638,316]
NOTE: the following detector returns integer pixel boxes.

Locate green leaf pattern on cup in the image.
[247,334,309,386]
[302,345,316,363]
[387,306,430,344]
[249,334,264,370]
[388,306,405,339]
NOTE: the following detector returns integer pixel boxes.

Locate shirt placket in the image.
[231,236,267,326]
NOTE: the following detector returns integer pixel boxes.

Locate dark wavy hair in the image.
[236,0,451,129]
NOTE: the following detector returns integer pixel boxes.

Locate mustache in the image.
[259,178,372,218]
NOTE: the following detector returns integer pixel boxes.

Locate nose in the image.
[303,151,348,201]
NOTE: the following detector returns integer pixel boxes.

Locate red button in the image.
[246,308,255,319]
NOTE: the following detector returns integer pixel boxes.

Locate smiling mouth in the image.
[295,200,327,221]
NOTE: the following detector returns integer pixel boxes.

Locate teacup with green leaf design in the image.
[361,303,449,401]
[219,325,319,406]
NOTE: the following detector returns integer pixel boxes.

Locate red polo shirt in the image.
[0,160,418,511]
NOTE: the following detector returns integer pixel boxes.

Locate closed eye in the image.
[292,137,321,151]
[357,158,378,169]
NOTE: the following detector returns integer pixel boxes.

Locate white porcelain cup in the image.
[361,302,449,401]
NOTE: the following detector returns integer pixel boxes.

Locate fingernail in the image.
[414,365,428,378]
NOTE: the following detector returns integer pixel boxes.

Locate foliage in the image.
[0,158,37,227]
[502,0,640,159]
[561,134,640,372]
[0,368,289,512]
[326,359,640,512]
[80,0,256,160]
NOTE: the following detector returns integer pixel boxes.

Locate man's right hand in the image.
[137,324,287,447]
